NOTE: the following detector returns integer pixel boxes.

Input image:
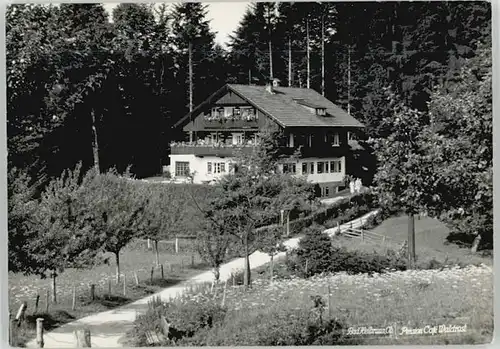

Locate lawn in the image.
[8,238,210,347]
[359,214,492,267]
[178,262,493,345]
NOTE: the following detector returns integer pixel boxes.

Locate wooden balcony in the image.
[281,144,351,158]
[170,142,255,157]
[202,118,259,130]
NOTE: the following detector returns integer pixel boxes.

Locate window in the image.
[287,133,294,147]
[332,133,340,146]
[175,162,190,177]
[283,163,296,174]
[310,162,315,174]
[207,162,212,174]
[307,134,313,147]
[330,160,342,173]
[348,132,357,141]
[302,162,308,174]
[214,162,226,174]
[325,161,329,173]
[317,162,324,174]
[224,107,233,117]
[325,186,330,196]
[232,133,243,145]
[316,108,326,116]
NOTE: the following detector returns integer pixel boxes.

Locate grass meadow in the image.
[133,214,493,346]
[200,262,493,345]
[8,238,210,347]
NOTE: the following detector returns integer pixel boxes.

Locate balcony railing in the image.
[170,140,257,157]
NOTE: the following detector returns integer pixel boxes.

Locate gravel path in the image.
[26,203,377,348]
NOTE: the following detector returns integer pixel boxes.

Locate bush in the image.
[292,224,334,277]
[287,242,407,277]
[127,292,227,346]
[182,300,349,346]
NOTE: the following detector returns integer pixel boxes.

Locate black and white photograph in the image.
[5,1,494,347]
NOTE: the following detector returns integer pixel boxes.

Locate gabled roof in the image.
[173,84,364,129]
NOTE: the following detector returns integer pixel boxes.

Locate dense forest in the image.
[7,2,491,183]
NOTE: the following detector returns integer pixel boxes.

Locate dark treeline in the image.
[7,2,491,183]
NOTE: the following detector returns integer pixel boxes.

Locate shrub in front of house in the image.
[127,293,227,346]
[290,224,335,277]
[288,232,407,278]
[180,305,349,346]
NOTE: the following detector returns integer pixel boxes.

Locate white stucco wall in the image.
[170,154,345,185]
[169,154,235,184]
[281,156,346,184]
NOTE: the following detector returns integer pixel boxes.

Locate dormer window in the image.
[293,98,328,116]
[316,108,327,116]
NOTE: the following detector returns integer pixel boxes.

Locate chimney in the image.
[265,79,274,94]
[266,78,280,94]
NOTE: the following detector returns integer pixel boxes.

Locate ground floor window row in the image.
[175,159,342,177]
[283,160,342,175]
[207,161,226,174]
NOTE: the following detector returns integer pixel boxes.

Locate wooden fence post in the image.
[232,273,236,286]
[336,221,341,235]
[160,316,170,339]
[286,213,290,236]
[123,275,127,296]
[221,280,227,307]
[9,312,13,346]
[72,286,77,311]
[74,328,91,347]
[150,266,154,283]
[191,254,195,267]
[108,278,112,296]
[45,289,50,313]
[90,284,95,301]
[161,264,164,280]
[327,285,332,319]
[305,259,309,275]
[134,271,139,286]
[16,301,27,325]
[34,293,40,315]
[175,238,179,254]
[36,318,44,348]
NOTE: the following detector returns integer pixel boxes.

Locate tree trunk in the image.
[270,254,274,284]
[90,109,100,173]
[306,19,310,89]
[408,214,415,269]
[213,267,220,281]
[188,41,193,112]
[51,271,57,304]
[248,69,251,85]
[288,36,292,87]
[154,240,160,266]
[115,252,121,284]
[347,45,351,115]
[269,38,273,79]
[243,234,251,288]
[321,16,325,96]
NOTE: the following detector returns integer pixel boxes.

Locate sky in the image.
[103,2,250,47]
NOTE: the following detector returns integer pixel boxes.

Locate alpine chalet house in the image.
[169,79,364,197]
